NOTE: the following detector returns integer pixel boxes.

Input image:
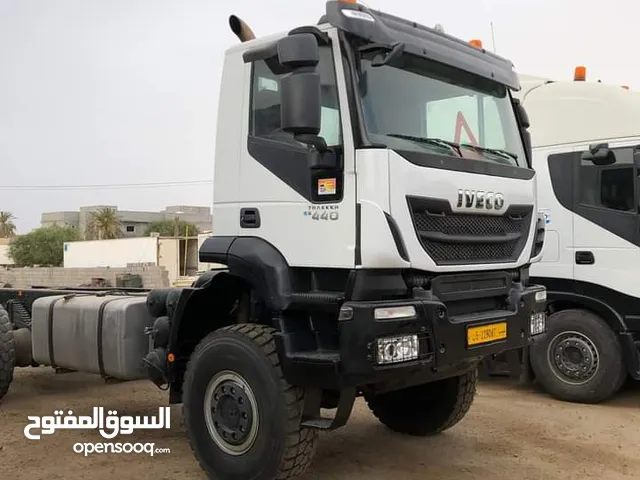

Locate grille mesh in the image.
[408,198,533,265]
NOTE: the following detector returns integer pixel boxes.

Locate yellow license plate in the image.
[467,322,507,346]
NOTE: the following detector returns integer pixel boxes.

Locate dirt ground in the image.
[0,368,639,480]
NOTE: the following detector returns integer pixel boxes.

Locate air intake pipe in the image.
[229,15,255,42]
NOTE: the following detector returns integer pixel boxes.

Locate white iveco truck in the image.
[0,2,547,479]
[483,68,640,404]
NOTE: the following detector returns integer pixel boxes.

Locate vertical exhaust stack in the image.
[229,15,256,42]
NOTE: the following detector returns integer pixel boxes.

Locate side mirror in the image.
[512,97,532,165]
[513,98,530,129]
[582,143,616,166]
[277,34,323,146]
[276,33,319,70]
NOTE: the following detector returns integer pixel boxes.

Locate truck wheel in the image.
[183,324,318,480]
[529,309,626,404]
[0,305,16,401]
[365,369,477,436]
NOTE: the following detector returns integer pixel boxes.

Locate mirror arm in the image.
[295,133,328,153]
[589,142,609,153]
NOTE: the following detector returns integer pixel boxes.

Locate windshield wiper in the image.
[459,143,518,164]
[386,133,462,157]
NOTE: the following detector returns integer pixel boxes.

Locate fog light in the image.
[534,290,547,302]
[530,312,546,335]
[374,305,416,320]
[376,335,419,364]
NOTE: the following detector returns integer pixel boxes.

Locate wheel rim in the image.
[203,370,259,456]
[547,330,599,385]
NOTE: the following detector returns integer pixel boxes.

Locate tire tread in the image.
[183,323,318,479]
[0,305,16,401]
[530,308,626,404]
[365,369,477,436]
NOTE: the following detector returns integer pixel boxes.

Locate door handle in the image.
[575,251,594,265]
[240,208,260,228]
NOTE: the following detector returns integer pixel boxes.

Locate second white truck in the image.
[483,67,640,403]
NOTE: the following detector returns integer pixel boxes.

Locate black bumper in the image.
[277,283,547,390]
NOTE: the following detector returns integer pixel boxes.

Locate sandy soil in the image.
[0,367,639,480]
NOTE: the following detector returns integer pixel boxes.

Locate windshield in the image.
[357,50,527,167]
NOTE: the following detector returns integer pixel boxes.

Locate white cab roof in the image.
[513,75,640,147]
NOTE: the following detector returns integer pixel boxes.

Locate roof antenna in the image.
[490,22,497,53]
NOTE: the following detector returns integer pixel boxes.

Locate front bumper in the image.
[338,283,546,385]
[278,280,547,390]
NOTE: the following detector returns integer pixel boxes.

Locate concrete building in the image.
[41,205,212,239]
[0,238,13,266]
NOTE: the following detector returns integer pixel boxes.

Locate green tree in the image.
[8,224,78,267]
[0,211,17,238]
[85,207,123,240]
[144,219,199,237]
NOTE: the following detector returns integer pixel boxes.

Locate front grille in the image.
[407,196,533,265]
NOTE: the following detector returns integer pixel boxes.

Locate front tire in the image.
[183,324,318,480]
[365,369,477,436]
[0,305,16,401]
[530,309,627,404]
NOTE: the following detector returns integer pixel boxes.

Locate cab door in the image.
[572,142,640,296]
[237,30,357,268]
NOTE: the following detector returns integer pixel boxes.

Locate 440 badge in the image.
[304,206,339,221]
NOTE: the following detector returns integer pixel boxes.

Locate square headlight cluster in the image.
[530,312,546,336]
[376,335,419,364]
[374,305,420,364]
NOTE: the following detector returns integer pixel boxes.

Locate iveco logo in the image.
[456,189,505,211]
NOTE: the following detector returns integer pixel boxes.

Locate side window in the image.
[249,45,342,147]
[578,147,636,212]
[637,151,640,211]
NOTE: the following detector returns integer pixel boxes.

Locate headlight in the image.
[530,312,546,336]
[376,335,419,364]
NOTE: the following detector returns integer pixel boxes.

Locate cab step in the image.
[633,341,640,378]
[301,387,356,431]
[620,333,640,379]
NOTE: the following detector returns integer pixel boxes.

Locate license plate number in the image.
[467,322,507,346]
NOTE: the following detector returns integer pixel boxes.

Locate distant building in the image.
[0,237,13,266]
[41,205,212,238]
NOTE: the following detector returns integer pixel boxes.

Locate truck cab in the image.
[153,3,547,477]
[0,3,547,480]
[507,69,640,403]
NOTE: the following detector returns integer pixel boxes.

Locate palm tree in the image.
[85,207,123,240]
[0,211,17,238]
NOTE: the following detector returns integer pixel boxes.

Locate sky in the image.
[0,0,637,233]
